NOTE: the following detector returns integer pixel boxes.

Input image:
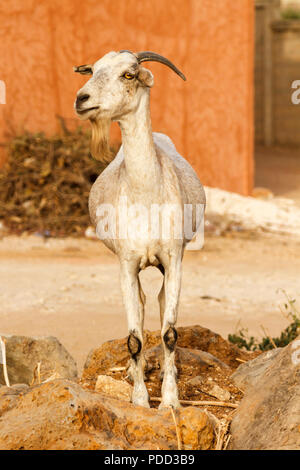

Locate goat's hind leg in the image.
[157,264,166,381]
[120,260,149,408]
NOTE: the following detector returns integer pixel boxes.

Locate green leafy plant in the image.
[281,8,300,20]
[228,327,257,351]
[228,291,300,351]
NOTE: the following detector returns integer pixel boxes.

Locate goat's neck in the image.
[118,92,160,191]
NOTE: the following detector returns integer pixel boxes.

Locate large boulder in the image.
[230,337,300,450]
[82,325,250,383]
[0,335,77,385]
[231,347,282,392]
[0,379,215,450]
[81,326,248,416]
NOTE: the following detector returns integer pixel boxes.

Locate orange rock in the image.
[82,325,250,389]
[0,379,215,450]
[95,375,132,402]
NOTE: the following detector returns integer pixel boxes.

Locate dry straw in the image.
[0,120,119,236]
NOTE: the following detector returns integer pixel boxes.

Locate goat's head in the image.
[74,50,185,161]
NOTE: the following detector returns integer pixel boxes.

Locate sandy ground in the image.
[0,232,299,372]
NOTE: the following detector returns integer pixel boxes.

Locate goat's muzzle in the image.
[75,93,99,115]
[76,93,90,105]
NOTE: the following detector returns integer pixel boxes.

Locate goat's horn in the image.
[135,51,186,81]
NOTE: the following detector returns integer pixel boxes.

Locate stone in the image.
[186,376,204,387]
[82,325,250,389]
[0,379,215,450]
[0,384,28,417]
[0,335,77,386]
[208,383,231,402]
[231,347,282,392]
[230,337,300,450]
[144,345,229,376]
[95,375,132,402]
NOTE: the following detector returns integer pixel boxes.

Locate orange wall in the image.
[0,0,254,194]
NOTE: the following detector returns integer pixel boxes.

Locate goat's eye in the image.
[123,72,135,80]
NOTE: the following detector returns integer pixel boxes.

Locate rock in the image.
[82,326,246,409]
[230,338,300,450]
[144,345,229,376]
[10,383,29,391]
[177,406,215,450]
[0,384,28,417]
[0,379,215,450]
[0,335,77,386]
[95,375,132,402]
[176,326,252,368]
[205,185,300,238]
[187,376,204,387]
[82,325,250,389]
[207,383,231,402]
[231,347,281,392]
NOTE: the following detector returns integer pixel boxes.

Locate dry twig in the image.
[150,396,238,409]
[170,406,182,450]
[236,357,247,363]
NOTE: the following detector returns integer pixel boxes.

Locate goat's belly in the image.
[93,197,203,255]
[116,239,183,268]
[100,234,184,266]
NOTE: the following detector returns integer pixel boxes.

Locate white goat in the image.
[74,50,205,409]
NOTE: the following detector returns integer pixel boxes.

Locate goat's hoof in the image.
[132,397,150,408]
[158,399,181,410]
[131,388,150,408]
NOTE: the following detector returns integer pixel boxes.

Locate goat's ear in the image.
[73,64,93,75]
[137,67,154,88]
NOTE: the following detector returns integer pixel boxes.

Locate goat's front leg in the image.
[120,259,149,408]
[159,253,182,409]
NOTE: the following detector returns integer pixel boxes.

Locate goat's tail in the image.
[90,117,115,164]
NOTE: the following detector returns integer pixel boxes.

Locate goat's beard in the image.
[89,117,114,164]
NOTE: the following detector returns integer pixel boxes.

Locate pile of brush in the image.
[0,126,118,237]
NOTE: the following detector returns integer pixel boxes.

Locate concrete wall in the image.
[272,20,300,144]
[254,0,280,145]
[0,0,254,195]
[255,1,300,145]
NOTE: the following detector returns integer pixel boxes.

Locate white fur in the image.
[75,51,205,408]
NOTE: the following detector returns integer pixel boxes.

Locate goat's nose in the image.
[76,93,90,106]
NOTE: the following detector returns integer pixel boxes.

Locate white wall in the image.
[281,0,300,8]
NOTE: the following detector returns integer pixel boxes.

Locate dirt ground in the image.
[0,231,299,372]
